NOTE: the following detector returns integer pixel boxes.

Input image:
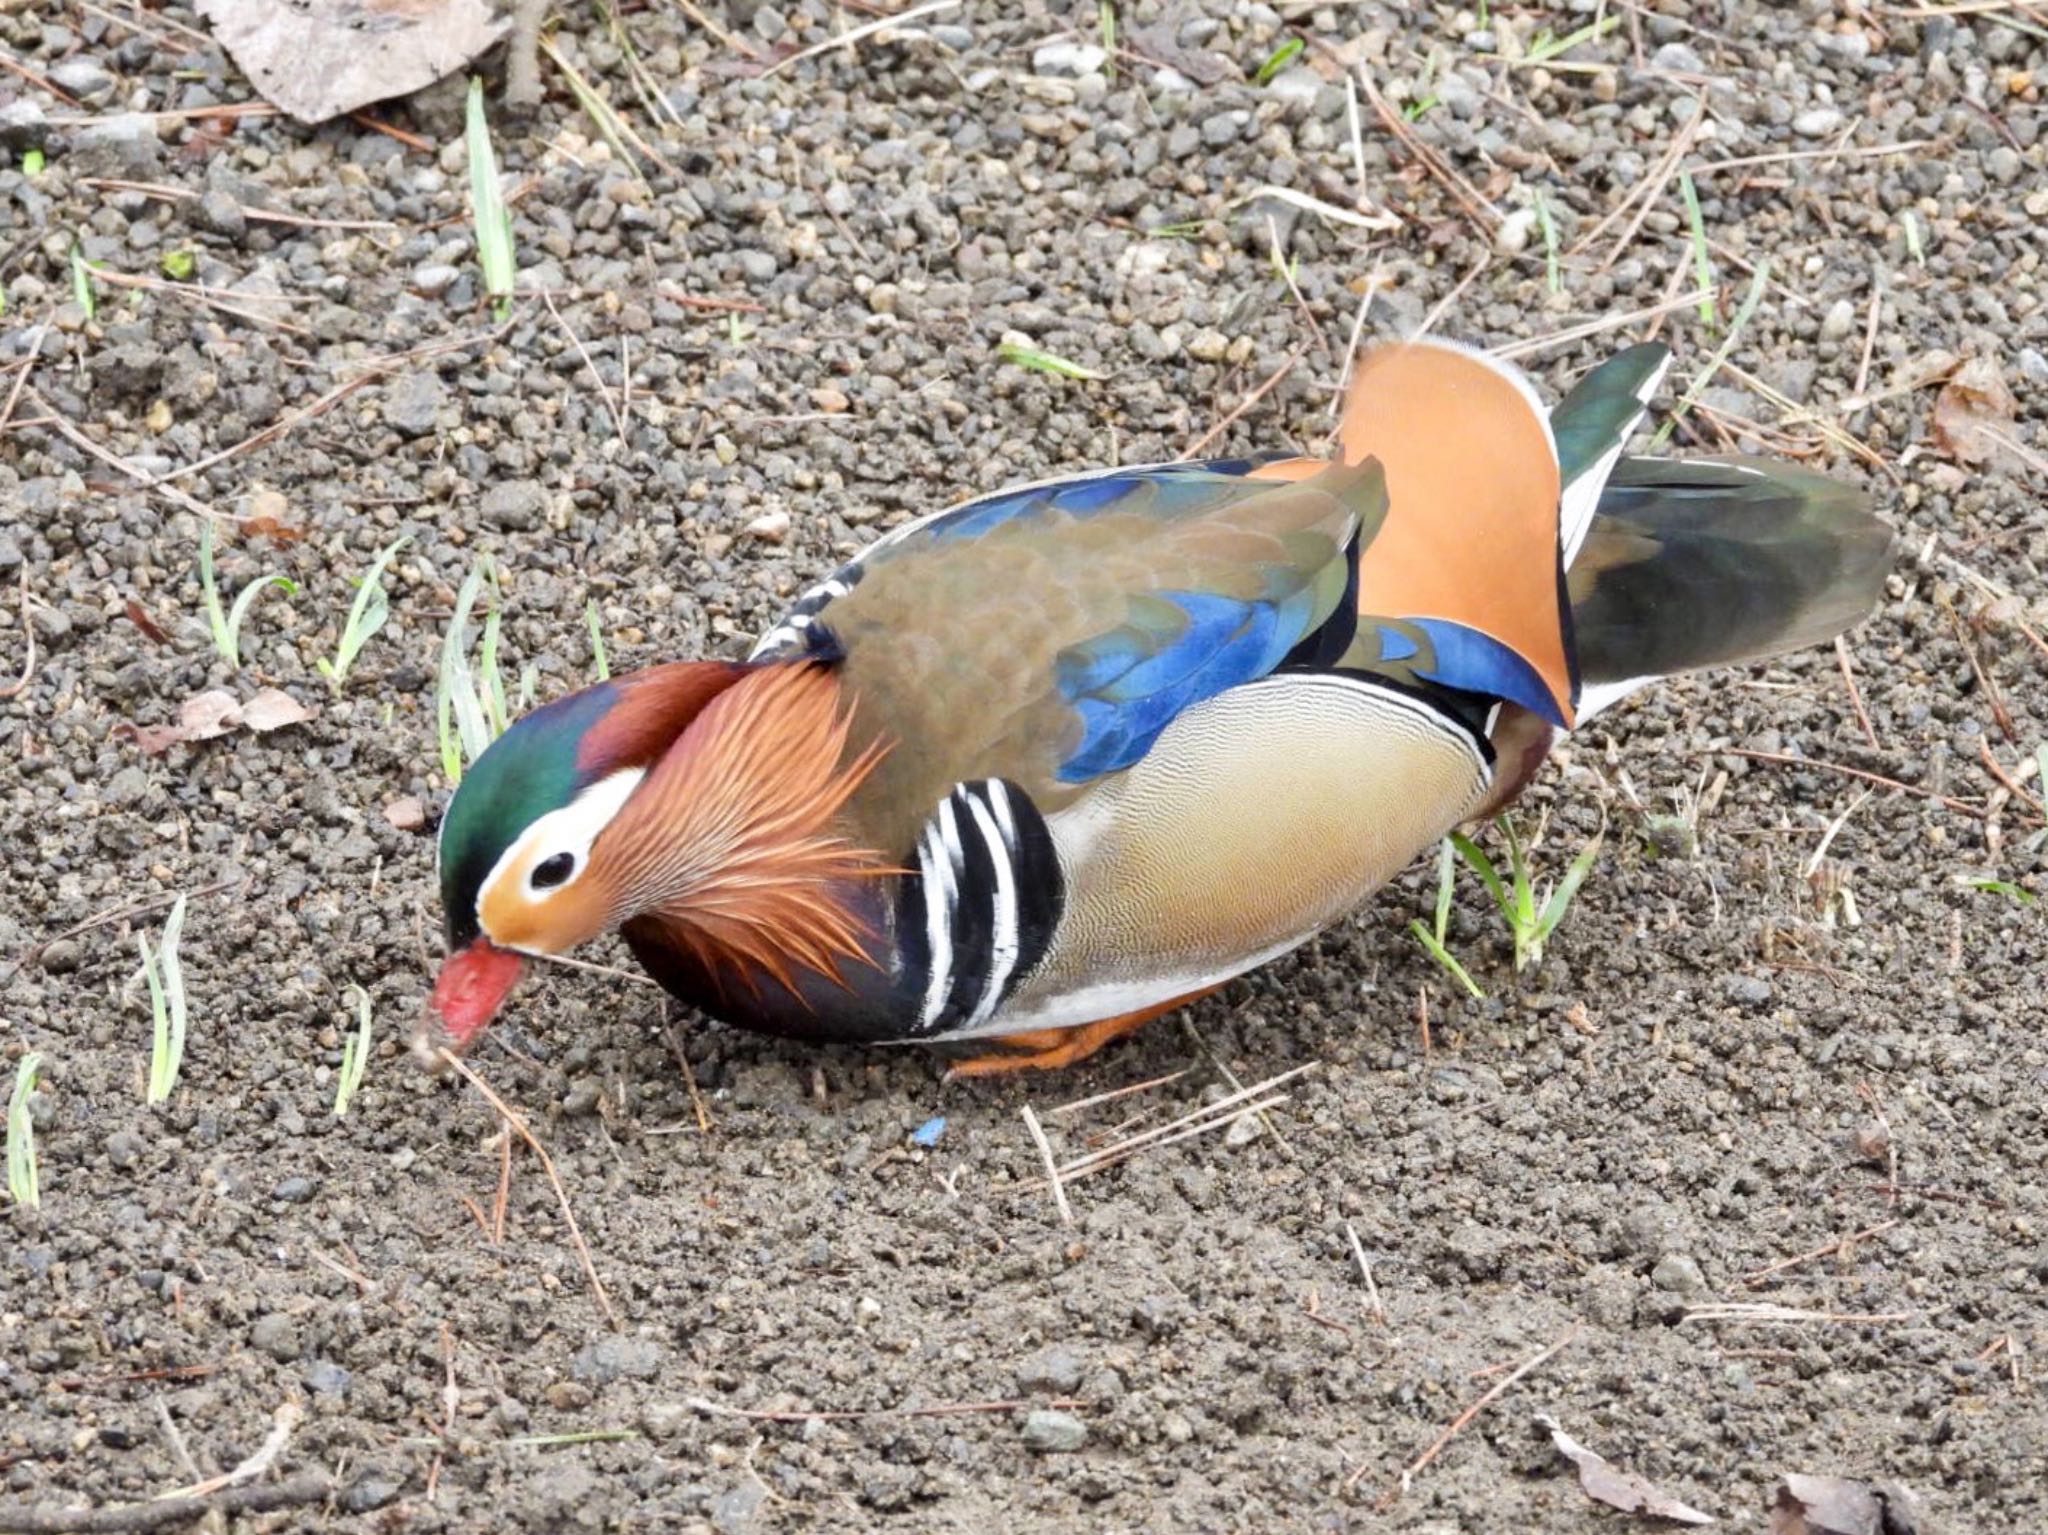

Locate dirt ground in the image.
[3,0,2046,1530]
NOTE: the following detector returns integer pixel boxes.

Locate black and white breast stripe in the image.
[896,779,1063,1037]
[749,567,863,661]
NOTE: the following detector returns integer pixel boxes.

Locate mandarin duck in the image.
[425,339,1889,1074]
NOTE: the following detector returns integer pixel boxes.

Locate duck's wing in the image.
[777,456,1391,853]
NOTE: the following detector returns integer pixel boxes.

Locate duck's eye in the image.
[530,852,577,891]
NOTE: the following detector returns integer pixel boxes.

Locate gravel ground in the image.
[3,1,2046,1530]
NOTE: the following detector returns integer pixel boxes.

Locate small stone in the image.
[744,509,791,542]
[193,189,246,241]
[342,1475,400,1513]
[106,1131,144,1170]
[1033,41,1106,76]
[105,765,150,806]
[544,1381,594,1411]
[1985,146,2022,186]
[711,1482,767,1534]
[480,479,546,531]
[381,371,446,438]
[1850,1119,1891,1163]
[1186,329,1229,363]
[412,263,460,297]
[96,345,165,400]
[571,1334,667,1385]
[1015,1347,1085,1394]
[39,939,81,974]
[1650,1253,1709,1295]
[1821,298,1857,341]
[383,797,427,832]
[250,1314,301,1362]
[49,59,117,106]
[1722,973,1773,1009]
[66,114,163,178]
[1792,107,1844,139]
[1200,110,1250,147]
[1495,206,1538,254]
[307,1361,353,1396]
[0,100,48,152]
[1020,1409,1087,1453]
[810,386,850,413]
[752,6,786,41]
[1264,66,1322,107]
[273,1177,317,1204]
[735,249,778,283]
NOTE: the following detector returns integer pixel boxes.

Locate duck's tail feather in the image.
[1567,456,1893,723]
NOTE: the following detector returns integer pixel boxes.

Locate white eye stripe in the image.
[476,767,646,933]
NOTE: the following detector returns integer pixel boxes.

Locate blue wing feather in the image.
[1407,619,1566,726]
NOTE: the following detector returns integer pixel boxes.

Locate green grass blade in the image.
[586,597,610,681]
[324,536,409,690]
[1534,187,1562,295]
[69,242,98,320]
[1254,36,1303,86]
[480,604,510,740]
[224,575,296,667]
[199,518,232,665]
[1679,171,1715,328]
[1649,257,1770,450]
[1520,14,1619,66]
[1448,830,1510,919]
[437,560,493,783]
[1534,827,1605,947]
[1431,836,1455,943]
[335,984,373,1117]
[996,341,1103,381]
[6,1051,41,1208]
[465,78,517,321]
[1099,0,1116,82]
[147,895,189,1106]
[1409,920,1486,1000]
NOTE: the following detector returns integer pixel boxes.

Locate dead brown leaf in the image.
[125,688,317,754]
[1930,354,2018,467]
[1770,1474,1922,1535]
[196,0,507,124]
[1538,1416,1715,1525]
[238,688,317,732]
[124,599,170,645]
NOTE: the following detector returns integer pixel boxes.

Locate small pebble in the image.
[1021,1409,1087,1453]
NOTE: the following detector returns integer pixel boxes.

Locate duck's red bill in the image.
[423,940,527,1060]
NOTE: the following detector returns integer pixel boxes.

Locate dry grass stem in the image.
[762,0,962,76]
[1185,348,1305,457]
[1356,1325,1580,1501]
[1742,1220,1902,1287]
[158,1401,300,1501]
[438,1049,620,1328]
[1044,1069,1191,1118]
[1836,636,1880,749]
[1020,1103,1072,1225]
[544,291,628,444]
[685,1394,1084,1424]
[1681,1303,1914,1325]
[1343,1221,1387,1325]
